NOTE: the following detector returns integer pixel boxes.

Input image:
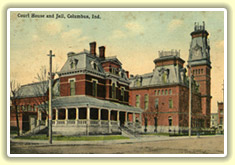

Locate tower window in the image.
[158,90,161,95]
[155,90,157,96]
[165,89,168,95]
[169,89,172,95]
[155,98,159,109]
[169,99,173,108]
[162,90,164,95]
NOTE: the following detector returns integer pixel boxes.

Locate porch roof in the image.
[52,95,143,113]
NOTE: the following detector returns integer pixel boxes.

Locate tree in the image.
[32,65,58,137]
[10,80,21,136]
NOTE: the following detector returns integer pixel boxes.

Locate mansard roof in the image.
[130,52,188,89]
[58,50,105,76]
[51,95,143,113]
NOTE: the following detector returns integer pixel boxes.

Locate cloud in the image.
[110,30,126,39]
[61,29,82,40]
[168,19,183,32]
[43,20,62,35]
[125,22,144,33]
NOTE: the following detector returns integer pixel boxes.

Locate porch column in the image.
[98,108,101,126]
[139,113,142,126]
[37,110,41,126]
[55,108,58,125]
[108,109,111,133]
[65,108,68,125]
[86,106,90,135]
[76,107,79,125]
[117,110,120,126]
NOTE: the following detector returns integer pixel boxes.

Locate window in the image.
[220,109,223,114]
[165,89,168,95]
[92,80,98,97]
[201,69,203,74]
[121,87,125,101]
[155,90,157,96]
[158,90,161,95]
[162,90,164,95]
[155,98,159,109]
[220,117,223,125]
[22,105,25,111]
[69,79,76,96]
[112,83,116,99]
[144,94,149,110]
[27,105,31,111]
[33,105,37,111]
[198,69,200,74]
[70,62,75,69]
[169,99,173,108]
[135,95,140,107]
[169,89,172,95]
[168,117,172,126]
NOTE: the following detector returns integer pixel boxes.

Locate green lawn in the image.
[14,135,129,141]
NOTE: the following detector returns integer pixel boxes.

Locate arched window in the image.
[144,94,149,110]
[168,116,172,126]
[169,89,172,95]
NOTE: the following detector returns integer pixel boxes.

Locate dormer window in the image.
[91,61,98,71]
[70,59,78,69]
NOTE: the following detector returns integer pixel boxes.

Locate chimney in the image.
[125,71,129,78]
[99,46,105,59]
[89,41,96,56]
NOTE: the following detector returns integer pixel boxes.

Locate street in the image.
[10,135,224,154]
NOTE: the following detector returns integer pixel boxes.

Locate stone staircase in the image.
[23,125,48,136]
[120,126,138,139]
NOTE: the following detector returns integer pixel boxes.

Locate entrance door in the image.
[119,112,125,126]
[29,116,37,130]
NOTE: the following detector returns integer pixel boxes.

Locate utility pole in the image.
[189,63,192,137]
[222,80,224,102]
[48,50,55,144]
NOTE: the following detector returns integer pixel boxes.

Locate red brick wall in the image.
[155,59,184,68]
[191,64,211,127]
[130,85,203,127]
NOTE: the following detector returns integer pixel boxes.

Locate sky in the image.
[10,10,225,113]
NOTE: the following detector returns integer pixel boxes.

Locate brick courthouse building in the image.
[129,22,211,133]
[11,22,212,135]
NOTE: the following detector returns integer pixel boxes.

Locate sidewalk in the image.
[10,135,222,146]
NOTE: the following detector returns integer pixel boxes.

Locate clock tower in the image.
[188,22,211,128]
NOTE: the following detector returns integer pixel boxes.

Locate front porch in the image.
[37,98,142,135]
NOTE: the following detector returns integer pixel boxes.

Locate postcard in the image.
[7,8,227,157]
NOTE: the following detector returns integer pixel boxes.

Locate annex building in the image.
[10,22,212,135]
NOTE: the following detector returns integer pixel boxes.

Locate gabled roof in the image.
[17,81,48,98]
[16,79,59,98]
